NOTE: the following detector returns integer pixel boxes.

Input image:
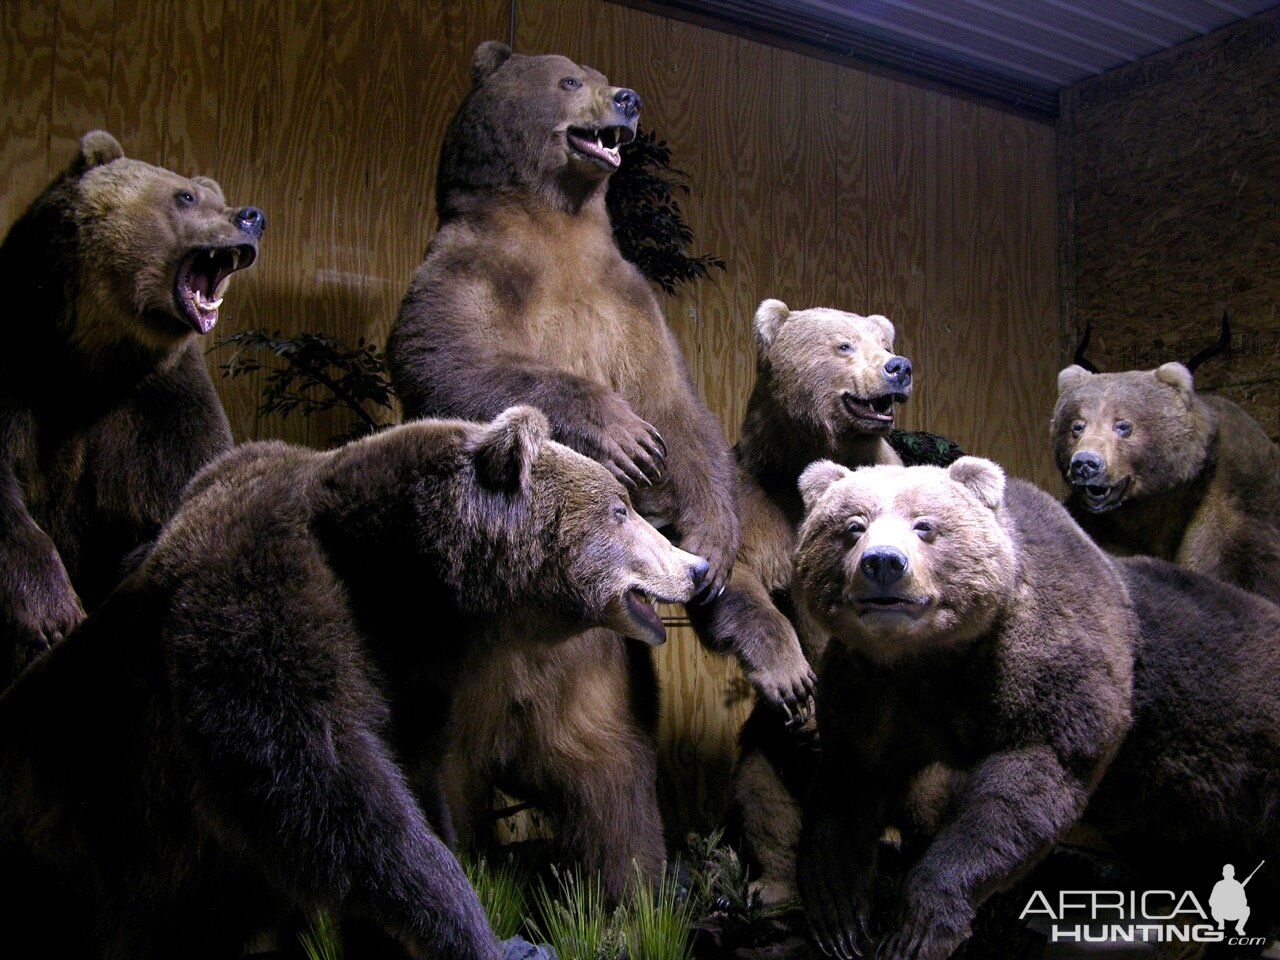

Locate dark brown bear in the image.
[793,458,1135,960]
[688,298,915,905]
[387,41,788,898]
[1081,556,1280,941]
[0,131,261,686]
[1052,362,1280,603]
[0,406,708,960]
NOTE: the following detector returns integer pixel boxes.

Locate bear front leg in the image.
[0,469,84,686]
[797,766,884,960]
[687,483,814,723]
[693,571,815,726]
[878,746,1090,960]
[183,702,500,960]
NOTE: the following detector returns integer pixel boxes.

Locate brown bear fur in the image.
[0,406,707,959]
[386,41,771,898]
[1053,362,1280,603]
[793,458,1135,960]
[0,131,262,686]
[1081,555,1280,939]
[686,298,914,905]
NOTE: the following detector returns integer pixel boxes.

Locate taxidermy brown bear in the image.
[1053,360,1280,603]
[0,130,261,687]
[387,41,811,898]
[0,406,708,960]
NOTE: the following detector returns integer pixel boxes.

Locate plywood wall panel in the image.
[0,0,55,229]
[1,0,1058,830]
[49,0,114,165]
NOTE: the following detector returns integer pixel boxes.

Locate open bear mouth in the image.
[566,124,635,170]
[841,391,900,430]
[1075,475,1131,513]
[855,595,931,618]
[611,583,688,647]
[174,244,257,334]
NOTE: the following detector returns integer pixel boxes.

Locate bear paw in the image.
[593,396,666,490]
[878,891,972,960]
[747,651,817,729]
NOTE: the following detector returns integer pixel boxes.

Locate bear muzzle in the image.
[1068,452,1131,512]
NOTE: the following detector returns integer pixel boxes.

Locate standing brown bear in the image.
[688,298,915,905]
[0,131,262,686]
[0,406,709,960]
[1052,362,1280,603]
[387,42,805,898]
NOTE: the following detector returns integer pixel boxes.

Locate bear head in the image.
[794,457,1015,663]
[754,298,913,441]
[1051,363,1216,513]
[315,407,709,647]
[8,130,264,360]
[437,41,641,216]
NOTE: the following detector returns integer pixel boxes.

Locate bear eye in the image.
[1114,420,1133,439]
[913,519,937,541]
[1070,420,1085,437]
[612,501,628,523]
[560,76,581,91]
[845,518,866,537]
[836,342,853,354]
[174,189,196,208]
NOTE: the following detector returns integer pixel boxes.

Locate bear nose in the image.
[860,546,908,588]
[1069,451,1105,483]
[884,356,912,388]
[690,556,710,590]
[235,206,266,239]
[613,88,641,120]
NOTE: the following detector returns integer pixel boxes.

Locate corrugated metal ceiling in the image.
[624,0,1280,116]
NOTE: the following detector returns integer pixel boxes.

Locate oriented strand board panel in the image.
[1060,8,1280,440]
[0,0,1057,831]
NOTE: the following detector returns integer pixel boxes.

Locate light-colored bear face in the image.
[1051,363,1213,513]
[754,299,913,441]
[794,457,1015,663]
[67,131,263,355]
[460,407,708,646]
[440,42,641,212]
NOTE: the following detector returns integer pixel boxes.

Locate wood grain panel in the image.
[163,0,223,175]
[834,65,869,315]
[106,0,172,165]
[0,0,55,228]
[50,0,114,165]
[918,89,953,436]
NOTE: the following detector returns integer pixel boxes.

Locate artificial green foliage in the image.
[606,128,726,296]
[530,865,619,960]
[619,865,695,960]
[888,428,966,468]
[466,854,532,941]
[297,910,343,960]
[215,329,395,445]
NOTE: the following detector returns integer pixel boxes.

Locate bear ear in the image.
[868,313,896,346]
[798,460,850,513]
[1154,362,1195,399]
[473,405,551,492]
[472,41,513,86]
[70,130,124,175]
[948,457,1006,512]
[1057,364,1092,394]
[754,299,790,351]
